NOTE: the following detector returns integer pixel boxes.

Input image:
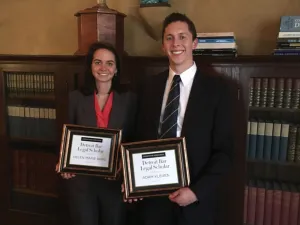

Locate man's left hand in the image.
[169,187,198,207]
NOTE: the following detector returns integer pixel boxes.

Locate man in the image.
[135,12,235,225]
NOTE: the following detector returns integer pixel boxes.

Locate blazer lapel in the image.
[108,91,123,129]
[152,71,169,137]
[181,69,207,136]
[82,95,97,127]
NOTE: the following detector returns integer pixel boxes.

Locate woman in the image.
[56,42,136,225]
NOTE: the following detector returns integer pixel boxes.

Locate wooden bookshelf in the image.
[249,106,300,113]
[1,55,300,225]
[247,160,300,183]
[8,137,57,150]
[6,96,55,108]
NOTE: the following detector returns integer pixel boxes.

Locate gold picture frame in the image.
[57,124,122,178]
[121,137,190,199]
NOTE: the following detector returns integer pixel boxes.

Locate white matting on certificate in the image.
[69,135,112,168]
[132,150,179,187]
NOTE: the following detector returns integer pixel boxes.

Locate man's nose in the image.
[172,38,180,46]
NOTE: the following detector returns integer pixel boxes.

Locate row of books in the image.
[244,180,300,225]
[5,72,55,97]
[249,77,300,109]
[193,32,237,57]
[7,106,56,140]
[273,16,300,55]
[247,120,300,162]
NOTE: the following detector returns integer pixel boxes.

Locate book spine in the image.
[275,78,285,108]
[283,78,292,108]
[260,78,268,107]
[291,79,300,109]
[249,78,254,107]
[253,78,261,107]
[267,78,276,107]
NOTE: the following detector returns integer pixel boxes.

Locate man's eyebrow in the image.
[166,32,187,36]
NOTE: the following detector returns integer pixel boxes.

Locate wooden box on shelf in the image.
[74,3,126,55]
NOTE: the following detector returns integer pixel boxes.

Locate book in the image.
[279,16,300,32]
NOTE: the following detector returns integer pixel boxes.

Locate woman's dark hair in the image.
[80,42,122,96]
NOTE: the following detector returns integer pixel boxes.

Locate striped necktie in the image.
[159,75,181,138]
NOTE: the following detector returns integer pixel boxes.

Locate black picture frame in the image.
[58,124,122,178]
[121,137,190,199]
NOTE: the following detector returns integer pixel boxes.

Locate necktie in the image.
[159,75,181,139]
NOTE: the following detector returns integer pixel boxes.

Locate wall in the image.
[0,0,299,56]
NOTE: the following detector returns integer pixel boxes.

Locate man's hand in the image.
[169,187,198,207]
[55,163,76,179]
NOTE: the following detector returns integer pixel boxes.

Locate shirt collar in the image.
[169,62,197,86]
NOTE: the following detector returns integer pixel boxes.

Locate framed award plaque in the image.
[121,137,190,199]
[57,124,122,179]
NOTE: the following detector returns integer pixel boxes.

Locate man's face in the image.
[162,21,197,73]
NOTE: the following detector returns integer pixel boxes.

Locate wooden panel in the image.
[77,14,97,55]
[11,150,58,193]
[10,189,57,215]
[247,160,300,184]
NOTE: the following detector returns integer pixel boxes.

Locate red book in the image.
[247,180,257,225]
[289,184,299,225]
[255,180,266,225]
[244,185,248,224]
[272,182,282,225]
[280,183,291,225]
[264,181,273,225]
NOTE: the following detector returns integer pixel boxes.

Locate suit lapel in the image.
[181,69,207,136]
[152,71,169,137]
[82,95,97,127]
[108,91,123,129]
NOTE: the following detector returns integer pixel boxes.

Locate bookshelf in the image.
[0,56,84,225]
[0,54,300,225]
[245,72,300,224]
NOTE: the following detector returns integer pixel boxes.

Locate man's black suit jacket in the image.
[135,69,235,225]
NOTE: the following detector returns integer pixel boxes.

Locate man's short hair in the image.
[162,12,197,41]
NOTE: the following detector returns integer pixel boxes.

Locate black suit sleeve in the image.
[190,77,236,201]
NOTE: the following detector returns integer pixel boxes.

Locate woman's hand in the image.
[121,182,143,203]
[55,163,76,179]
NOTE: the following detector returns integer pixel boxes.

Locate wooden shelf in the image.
[9,137,57,152]
[6,94,55,107]
[10,188,58,215]
[249,106,300,113]
[247,160,300,183]
[13,188,58,198]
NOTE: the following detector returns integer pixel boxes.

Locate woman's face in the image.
[91,48,117,83]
